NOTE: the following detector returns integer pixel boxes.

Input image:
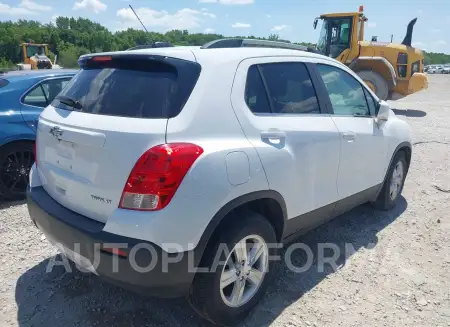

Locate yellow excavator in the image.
[17,43,61,70]
[313,5,428,100]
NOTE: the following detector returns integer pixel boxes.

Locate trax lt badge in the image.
[49,126,63,140]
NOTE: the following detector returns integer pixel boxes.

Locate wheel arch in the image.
[375,141,412,199]
[349,57,397,90]
[0,136,35,150]
[194,190,288,264]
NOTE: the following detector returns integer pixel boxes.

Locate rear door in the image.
[36,54,200,222]
[231,57,341,226]
[21,76,72,130]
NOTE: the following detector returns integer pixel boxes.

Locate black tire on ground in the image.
[0,141,34,200]
[372,151,407,210]
[357,70,389,101]
[187,211,278,326]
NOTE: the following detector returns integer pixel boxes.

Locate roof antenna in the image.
[129,4,155,46]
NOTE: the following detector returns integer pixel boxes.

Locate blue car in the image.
[0,69,77,199]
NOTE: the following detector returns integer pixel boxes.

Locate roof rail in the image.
[201,38,321,54]
[127,42,174,50]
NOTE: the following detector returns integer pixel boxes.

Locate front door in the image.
[315,63,387,199]
[231,57,341,224]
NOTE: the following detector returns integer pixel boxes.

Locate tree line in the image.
[1,17,449,69]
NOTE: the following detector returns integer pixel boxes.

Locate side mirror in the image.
[313,18,318,30]
[376,100,390,124]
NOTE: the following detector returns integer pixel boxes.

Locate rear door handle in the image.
[261,131,286,139]
[342,131,356,141]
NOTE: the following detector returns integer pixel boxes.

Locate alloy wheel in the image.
[219,235,269,308]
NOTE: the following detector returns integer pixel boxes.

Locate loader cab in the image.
[314,8,365,62]
[19,43,49,65]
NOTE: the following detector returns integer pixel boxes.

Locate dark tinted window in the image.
[245,65,271,114]
[259,62,320,114]
[53,56,201,118]
[317,64,369,116]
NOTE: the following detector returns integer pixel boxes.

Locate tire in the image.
[187,211,277,326]
[0,141,34,200]
[357,70,389,101]
[372,151,407,210]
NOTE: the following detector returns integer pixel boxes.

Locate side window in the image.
[23,78,71,108]
[259,62,320,114]
[317,64,370,116]
[41,78,71,103]
[245,65,271,114]
[23,84,48,108]
[363,87,378,116]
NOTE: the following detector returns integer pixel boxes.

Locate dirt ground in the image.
[0,75,449,327]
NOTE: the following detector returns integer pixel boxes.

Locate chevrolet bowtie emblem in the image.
[49,126,63,140]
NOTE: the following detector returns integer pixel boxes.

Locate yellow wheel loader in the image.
[313,5,428,100]
[17,43,61,70]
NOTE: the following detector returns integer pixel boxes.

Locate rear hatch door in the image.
[36,53,200,222]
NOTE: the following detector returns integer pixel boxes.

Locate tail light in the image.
[119,143,204,211]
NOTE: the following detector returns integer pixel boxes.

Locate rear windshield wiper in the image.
[56,95,83,111]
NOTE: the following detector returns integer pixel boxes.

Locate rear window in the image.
[52,55,201,118]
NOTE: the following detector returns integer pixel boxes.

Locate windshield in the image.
[26,45,45,58]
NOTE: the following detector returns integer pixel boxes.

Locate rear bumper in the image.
[27,186,198,298]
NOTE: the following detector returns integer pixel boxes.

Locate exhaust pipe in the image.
[401,18,417,47]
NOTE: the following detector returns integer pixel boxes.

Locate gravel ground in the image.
[1,75,449,327]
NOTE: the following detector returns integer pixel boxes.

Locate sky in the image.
[0,0,449,54]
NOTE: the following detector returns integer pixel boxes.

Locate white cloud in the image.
[431,28,441,33]
[266,14,271,18]
[199,7,216,18]
[0,0,51,16]
[117,7,215,30]
[271,24,288,32]
[368,22,376,28]
[204,28,215,33]
[232,22,251,28]
[220,0,253,3]
[0,2,32,15]
[435,40,447,45]
[412,41,426,50]
[21,0,51,11]
[199,0,254,4]
[417,9,423,15]
[73,0,107,13]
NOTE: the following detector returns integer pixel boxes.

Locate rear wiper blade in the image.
[56,95,83,110]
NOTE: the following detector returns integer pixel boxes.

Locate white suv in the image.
[27,47,412,326]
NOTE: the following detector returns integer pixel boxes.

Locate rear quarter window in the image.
[53,56,201,119]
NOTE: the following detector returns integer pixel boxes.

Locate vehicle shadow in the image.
[15,197,407,327]
[391,108,427,117]
[0,199,26,210]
